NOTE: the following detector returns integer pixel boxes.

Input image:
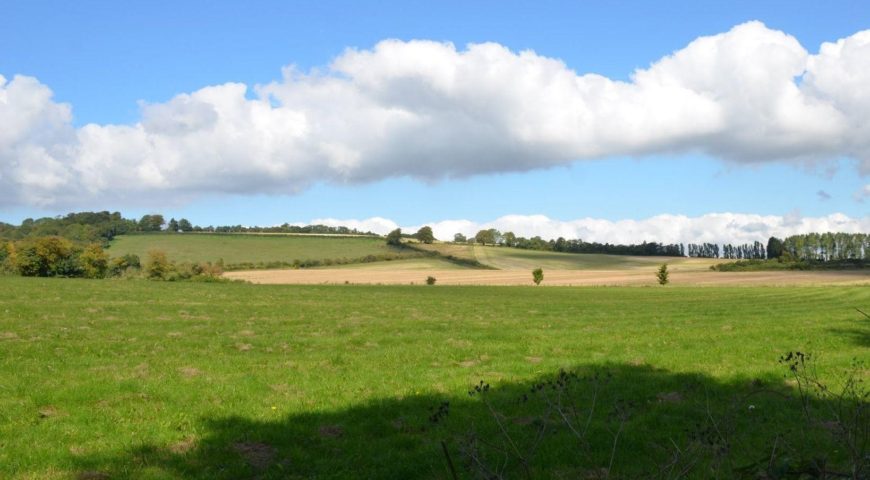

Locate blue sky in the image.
[1,0,868,236]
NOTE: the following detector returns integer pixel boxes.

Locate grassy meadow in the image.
[108,234,414,267]
[1,276,867,478]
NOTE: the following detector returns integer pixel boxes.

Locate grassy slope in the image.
[109,233,411,265]
[0,277,866,478]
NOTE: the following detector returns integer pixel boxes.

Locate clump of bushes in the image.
[0,236,223,282]
[144,250,224,281]
[426,276,437,285]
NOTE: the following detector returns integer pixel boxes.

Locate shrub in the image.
[15,236,77,277]
[145,250,173,279]
[426,276,437,285]
[109,254,141,276]
[79,244,109,278]
[0,241,13,273]
[532,267,543,285]
[656,263,669,285]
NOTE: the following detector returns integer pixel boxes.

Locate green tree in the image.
[386,228,403,246]
[178,218,193,232]
[475,229,496,245]
[138,214,165,232]
[656,263,669,285]
[426,275,437,285]
[532,267,543,285]
[453,233,467,243]
[415,226,435,244]
[502,231,517,247]
[167,218,179,232]
[79,244,109,278]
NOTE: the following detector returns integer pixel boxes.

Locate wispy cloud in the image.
[1,22,870,207]
[816,190,832,201]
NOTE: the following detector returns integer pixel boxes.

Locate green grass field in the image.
[1,276,866,478]
[108,233,414,266]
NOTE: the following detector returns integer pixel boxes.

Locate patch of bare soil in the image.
[318,425,345,438]
[77,472,110,480]
[225,268,869,287]
[169,436,197,454]
[232,441,276,470]
[178,366,202,378]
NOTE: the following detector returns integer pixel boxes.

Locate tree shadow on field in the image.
[829,309,870,347]
[71,361,867,480]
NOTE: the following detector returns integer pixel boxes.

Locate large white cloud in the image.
[1,21,870,207]
[312,212,870,245]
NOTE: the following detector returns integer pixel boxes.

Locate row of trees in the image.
[686,243,720,258]
[721,241,767,260]
[780,232,868,261]
[466,228,683,257]
[0,211,381,244]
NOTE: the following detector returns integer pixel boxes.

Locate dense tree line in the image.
[0,211,138,244]
[720,241,766,260]
[0,211,379,244]
[468,228,683,257]
[686,243,720,258]
[780,232,868,261]
[207,224,377,235]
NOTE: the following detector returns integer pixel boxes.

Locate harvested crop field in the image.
[224,267,870,286]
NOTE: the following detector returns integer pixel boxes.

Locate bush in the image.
[0,241,14,274]
[532,268,543,285]
[79,244,109,278]
[145,250,173,279]
[109,254,141,276]
[15,236,78,277]
[426,276,437,285]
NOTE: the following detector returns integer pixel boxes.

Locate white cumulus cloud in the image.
[312,213,869,245]
[1,21,870,207]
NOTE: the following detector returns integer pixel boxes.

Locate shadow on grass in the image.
[830,309,870,347]
[71,362,865,479]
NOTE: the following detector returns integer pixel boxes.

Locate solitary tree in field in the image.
[532,267,544,285]
[386,228,402,246]
[453,233,467,243]
[416,226,435,244]
[656,263,669,285]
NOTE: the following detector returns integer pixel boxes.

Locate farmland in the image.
[1,276,867,478]
[108,233,413,267]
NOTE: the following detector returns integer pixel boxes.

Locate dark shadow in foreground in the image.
[72,358,867,479]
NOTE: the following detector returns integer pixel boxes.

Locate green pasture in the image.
[108,233,412,266]
[0,277,866,478]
